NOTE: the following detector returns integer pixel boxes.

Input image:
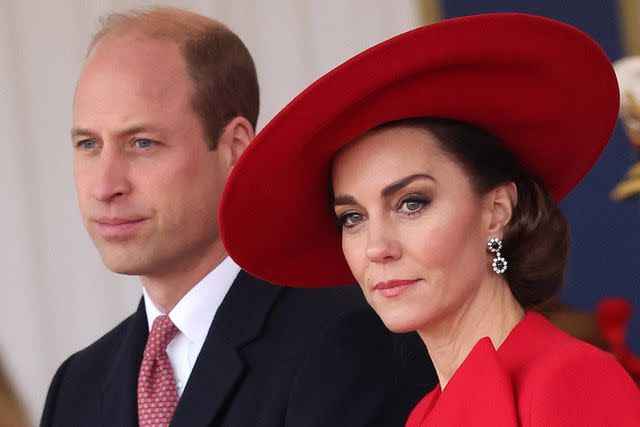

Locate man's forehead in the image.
[76,37,189,104]
[86,32,183,72]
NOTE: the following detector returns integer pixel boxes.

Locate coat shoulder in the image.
[520,318,640,425]
[40,310,143,426]
[66,311,139,367]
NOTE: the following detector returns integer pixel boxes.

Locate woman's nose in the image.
[365,218,401,263]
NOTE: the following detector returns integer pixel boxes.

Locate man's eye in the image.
[135,139,154,148]
[78,140,97,149]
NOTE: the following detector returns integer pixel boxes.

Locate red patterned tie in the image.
[137,314,180,426]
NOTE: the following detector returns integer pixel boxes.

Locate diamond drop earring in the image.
[487,237,507,274]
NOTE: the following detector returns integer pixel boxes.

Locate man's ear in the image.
[216,116,255,172]
[485,182,518,237]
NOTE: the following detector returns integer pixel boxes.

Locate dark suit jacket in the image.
[41,271,436,426]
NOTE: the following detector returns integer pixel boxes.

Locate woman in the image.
[220,13,640,425]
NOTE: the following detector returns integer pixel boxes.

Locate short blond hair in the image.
[90,7,259,149]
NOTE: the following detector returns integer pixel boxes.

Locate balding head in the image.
[87,7,259,149]
[90,7,223,52]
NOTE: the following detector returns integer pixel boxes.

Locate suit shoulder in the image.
[278,285,436,425]
[48,310,141,389]
[272,283,434,380]
[71,311,139,360]
[41,311,142,426]
[278,284,370,320]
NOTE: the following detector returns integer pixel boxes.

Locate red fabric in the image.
[219,13,619,288]
[405,312,640,426]
[137,315,180,427]
[597,298,640,382]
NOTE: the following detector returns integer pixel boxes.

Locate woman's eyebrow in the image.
[333,195,357,206]
[333,174,435,207]
[381,174,435,198]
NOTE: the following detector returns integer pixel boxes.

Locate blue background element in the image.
[442,0,640,349]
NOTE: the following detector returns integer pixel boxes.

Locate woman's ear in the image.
[216,116,255,172]
[485,182,518,236]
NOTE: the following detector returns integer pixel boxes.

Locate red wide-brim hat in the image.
[220,13,619,287]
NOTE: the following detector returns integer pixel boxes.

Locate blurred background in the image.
[0,0,638,424]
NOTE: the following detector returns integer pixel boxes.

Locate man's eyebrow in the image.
[114,124,162,137]
[71,127,94,138]
[70,124,164,139]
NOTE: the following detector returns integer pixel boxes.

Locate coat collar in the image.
[170,270,283,426]
[101,298,148,427]
[99,271,282,427]
[406,312,554,427]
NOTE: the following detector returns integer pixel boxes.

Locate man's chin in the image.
[99,254,149,276]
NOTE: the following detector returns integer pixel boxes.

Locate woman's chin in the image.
[377,311,427,334]
[366,297,433,334]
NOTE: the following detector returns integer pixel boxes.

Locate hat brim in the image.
[220,13,619,287]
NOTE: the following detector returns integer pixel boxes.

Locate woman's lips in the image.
[373,279,419,297]
[94,218,147,239]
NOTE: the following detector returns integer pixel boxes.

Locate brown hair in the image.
[377,118,570,308]
[0,362,30,427]
[90,7,259,149]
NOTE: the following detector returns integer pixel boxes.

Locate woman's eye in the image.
[341,212,364,228]
[399,197,429,214]
[135,139,154,148]
[405,200,422,211]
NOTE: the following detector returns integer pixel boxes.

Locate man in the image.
[40,7,436,427]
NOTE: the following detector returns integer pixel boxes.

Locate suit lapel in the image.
[170,271,283,427]
[101,299,148,427]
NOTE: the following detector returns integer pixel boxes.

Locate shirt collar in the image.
[142,257,241,344]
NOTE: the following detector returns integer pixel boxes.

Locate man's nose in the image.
[90,149,131,203]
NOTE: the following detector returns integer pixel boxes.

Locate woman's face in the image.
[332,126,497,333]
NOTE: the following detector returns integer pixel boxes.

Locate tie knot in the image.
[145,315,179,359]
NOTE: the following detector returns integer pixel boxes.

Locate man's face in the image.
[72,34,227,279]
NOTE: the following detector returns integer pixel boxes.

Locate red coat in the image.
[406,311,640,426]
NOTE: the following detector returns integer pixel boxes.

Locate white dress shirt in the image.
[142,256,240,397]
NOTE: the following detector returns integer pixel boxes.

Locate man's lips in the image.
[373,279,419,297]
[92,217,147,238]
[94,217,146,225]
